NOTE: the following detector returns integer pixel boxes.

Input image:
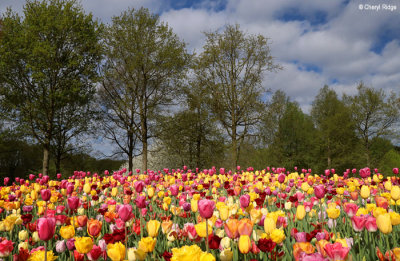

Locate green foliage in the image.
[100,7,190,171]
[378,150,400,176]
[0,0,102,175]
[269,102,316,168]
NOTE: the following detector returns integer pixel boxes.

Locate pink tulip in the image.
[314,185,325,199]
[66,184,74,195]
[344,203,358,218]
[393,168,399,175]
[324,169,330,176]
[324,242,350,261]
[352,168,357,174]
[277,173,285,183]
[169,185,179,196]
[198,199,215,219]
[118,204,133,222]
[294,232,307,242]
[67,196,80,211]
[135,195,146,209]
[3,177,9,186]
[239,194,250,208]
[41,189,51,201]
[57,173,61,179]
[359,167,370,178]
[29,174,35,180]
[134,181,144,193]
[37,217,56,241]
[331,169,335,174]
[351,216,365,232]
[136,169,140,174]
[365,215,377,232]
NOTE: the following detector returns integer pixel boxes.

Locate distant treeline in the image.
[0,0,399,178]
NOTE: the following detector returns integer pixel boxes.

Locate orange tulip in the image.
[293,242,315,261]
[161,220,173,234]
[350,192,358,201]
[224,219,239,239]
[87,219,102,237]
[316,240,329,257]
[77,215,88,227]
[238,218,253,236]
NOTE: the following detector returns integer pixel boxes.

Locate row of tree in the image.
[0,0,399,178]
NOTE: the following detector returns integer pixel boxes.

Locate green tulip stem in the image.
[205,218,209,253]
[44,241,47,261]
[125,224,128,259]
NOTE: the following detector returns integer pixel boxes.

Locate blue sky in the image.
[1,0,400,157]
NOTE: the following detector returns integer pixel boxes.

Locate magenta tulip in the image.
[135,195,146,209]
[198,199,215,219]
[239,194,250,208]
[393,168,399,175]
[118,204,133,222]
[67,196,80,211]
[314,185,325,199]
[134,181,144,193]
[41,189,51,201]
[169,185,179,196]
[277,173,285,183]
[37,217,56,241]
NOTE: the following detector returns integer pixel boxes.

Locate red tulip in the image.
[198,199,215,219]
[135,196,146,209]
[29,174,35,180]
[393,168,399,175]
[87,245,102,261]
[37,217,56,241]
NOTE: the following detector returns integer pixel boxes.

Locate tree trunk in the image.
[232,126,237,172]
[128,132,134,172]
[141,123,148,172]
[55,153,61,175]
[365,138,370,167]
[42,144,50,176]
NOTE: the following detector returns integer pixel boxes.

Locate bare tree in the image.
[199,24,281,169]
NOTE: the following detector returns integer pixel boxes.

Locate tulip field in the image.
[1,166,400,261]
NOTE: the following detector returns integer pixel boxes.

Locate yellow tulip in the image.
[390,212,400,226]
[296,205,306,220]
[195,221,212,238]
[220,249,233,261]
[200,252,216,261]
[219,205,229,221]
[107,242,126,261]
[171,245,203,261]
[74,237,93,254]
[146,220,161,238]
[138,237,156,253]
[326,208,340,219]
[377,213,392,234]
[270,229,285,244]
[264,217,276,234]
[127,247,146,261]
[18,230,28,241]
[191,199,198,212]
[391,186,400,201]
[238,235,251,254]
[60,225,75,240]
[360,185,370,199]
